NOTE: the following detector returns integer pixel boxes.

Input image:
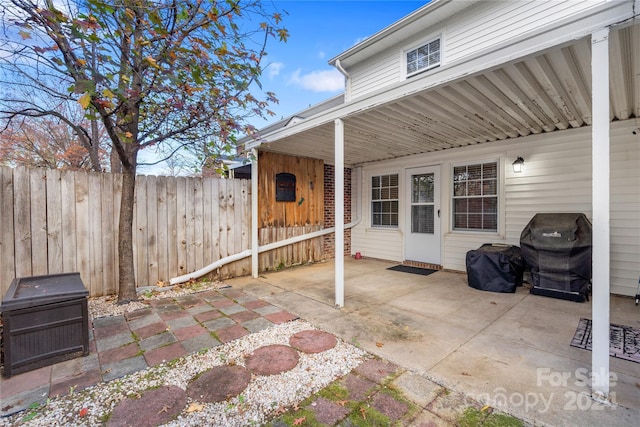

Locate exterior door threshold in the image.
[403,260,442,271]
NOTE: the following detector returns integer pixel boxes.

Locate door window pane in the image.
[412,205,434,234]
[412,174,434,203]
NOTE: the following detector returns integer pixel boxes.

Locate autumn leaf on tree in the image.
[78,93,92,109]
[2,0,289,304]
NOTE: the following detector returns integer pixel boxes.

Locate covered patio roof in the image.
[247,23,639,166]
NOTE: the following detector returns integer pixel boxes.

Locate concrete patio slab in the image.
[226,257,640,427]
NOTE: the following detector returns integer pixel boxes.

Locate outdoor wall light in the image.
[512,156,525,173]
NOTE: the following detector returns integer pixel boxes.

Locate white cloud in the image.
[317,51,326,59]
[353,36,369,46]
[266,61,284,79]
[288,68,344,92]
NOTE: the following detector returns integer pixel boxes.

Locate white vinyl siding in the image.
[352,169,403,261]
[446,0,606,63]
[346,0,609,101]
[350,52,401,100]
[610,123,640,297]
[351,120,639,296]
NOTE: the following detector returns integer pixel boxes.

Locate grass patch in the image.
[183,280,209,292]
[345,403,395,426]
[457,407,524,427]
[268,408,320,426]
[316,382,349,402]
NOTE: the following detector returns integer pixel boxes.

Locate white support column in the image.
[591,28,610,401]
[251,148,259,278]
[335,118,345,308]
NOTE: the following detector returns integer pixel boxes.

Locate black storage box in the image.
[520,213,592,302]
[466,244,525,293]
[1,273,89,377]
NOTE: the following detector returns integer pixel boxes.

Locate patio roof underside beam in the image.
[258,24,639,167]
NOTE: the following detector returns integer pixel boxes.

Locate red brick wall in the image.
[324,164,352,257]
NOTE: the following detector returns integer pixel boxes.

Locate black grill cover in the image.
[466,244,525,293]
[520,213,592,301]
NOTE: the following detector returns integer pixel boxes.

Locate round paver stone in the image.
[245,344,299,375]
[289,329,337,354]
[107,385,187,427]
[187,365,251,403]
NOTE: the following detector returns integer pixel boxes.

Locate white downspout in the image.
[169,168,363,286]
[335,59,350,102]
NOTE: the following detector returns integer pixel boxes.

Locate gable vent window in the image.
[406,38,440,76]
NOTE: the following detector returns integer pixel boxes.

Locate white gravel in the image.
[88,280,227,319]
[2,285,369,427]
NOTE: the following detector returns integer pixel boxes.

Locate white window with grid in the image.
[406,38,441,77]
[371,174,399,228]
[452,162,498,232]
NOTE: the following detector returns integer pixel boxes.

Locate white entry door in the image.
[405,166,440,264]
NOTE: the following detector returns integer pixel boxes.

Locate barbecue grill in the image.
[520,213,592,302]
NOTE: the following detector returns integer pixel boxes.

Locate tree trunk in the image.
[89,118,103,172]
[110,147,122,173]
[117,162,137,302]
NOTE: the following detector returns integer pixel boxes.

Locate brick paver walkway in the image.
[0,287,298,417]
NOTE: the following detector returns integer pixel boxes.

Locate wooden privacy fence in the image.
[0,166,325,301]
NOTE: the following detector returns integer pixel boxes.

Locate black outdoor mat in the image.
[387,265,437,276]
[570,318,640,364]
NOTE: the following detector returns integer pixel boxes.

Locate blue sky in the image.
[253,0,428,126]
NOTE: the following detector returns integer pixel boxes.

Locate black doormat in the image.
[570,318,640,364]
[387,265,437,276]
